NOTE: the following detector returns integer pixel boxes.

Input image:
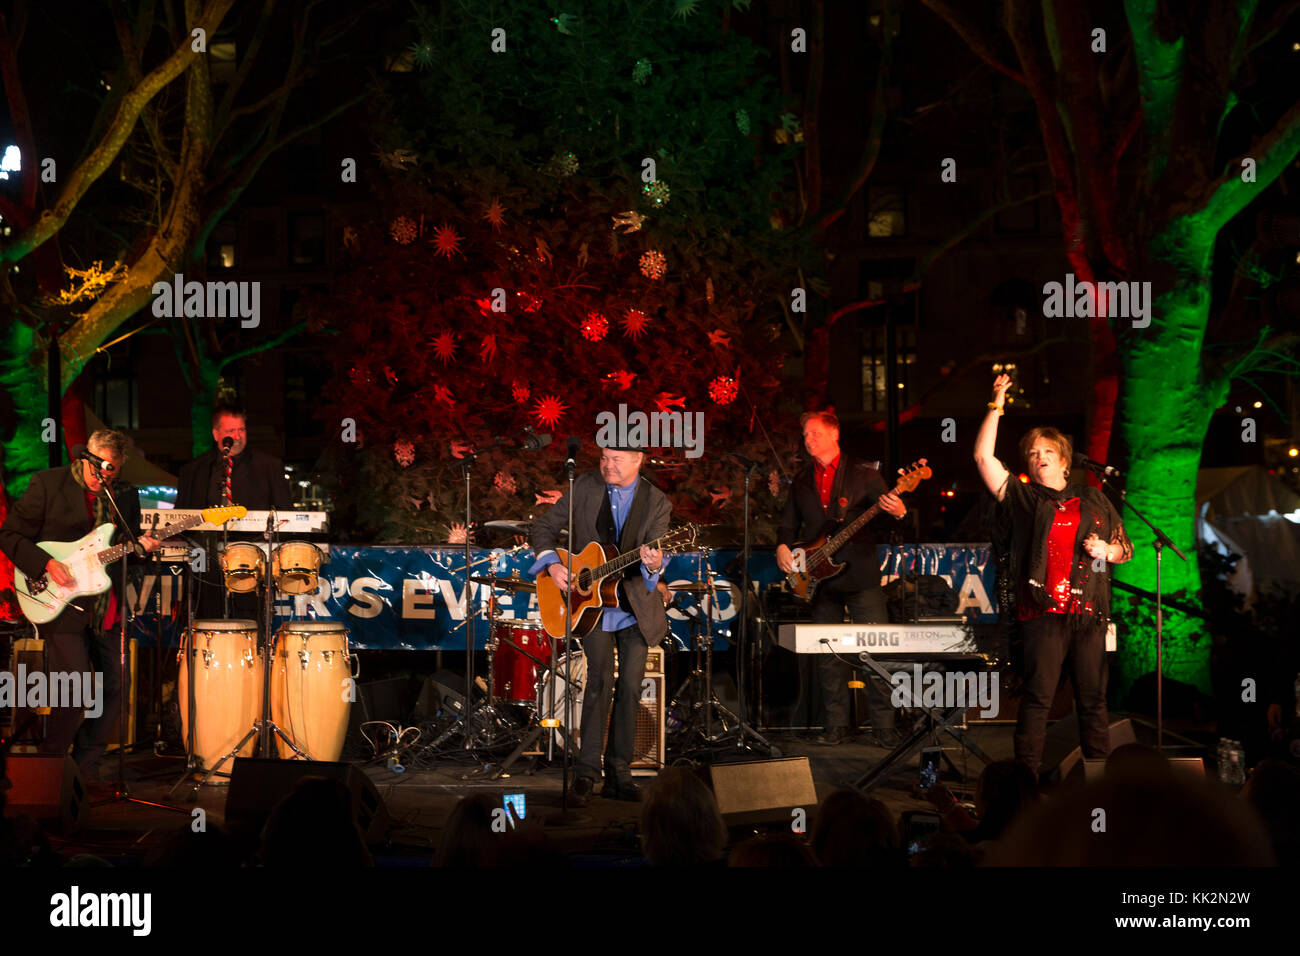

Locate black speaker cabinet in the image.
[708,757,818,827]
[225,757,389,844]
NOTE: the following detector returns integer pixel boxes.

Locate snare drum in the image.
[272,541,324,595]
[220,542,265,593]
[490,618,552,706]
[271,621,353,761]
[177,620,262,778]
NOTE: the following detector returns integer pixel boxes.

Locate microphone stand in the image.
[94,469,185,814]
[1091,467,1186,754]
[540,448,583,823]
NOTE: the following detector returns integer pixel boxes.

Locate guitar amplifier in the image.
[611,646,666,775]
[6,635,47,746]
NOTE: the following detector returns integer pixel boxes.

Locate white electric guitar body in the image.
[14,506,244,625]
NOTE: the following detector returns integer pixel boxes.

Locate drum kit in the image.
[455,522,756,773]
[174,536,356,794]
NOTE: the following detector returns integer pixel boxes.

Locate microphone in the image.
[521,429,552,452]
[1075,454,1124,479]
[221,436,234,453]
[72,445,116,475]
[730,452,761,471]
[565,436,580,468]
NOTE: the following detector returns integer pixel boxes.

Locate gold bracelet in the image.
[986,402,1004,414]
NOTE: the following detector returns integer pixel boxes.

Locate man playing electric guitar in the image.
[776,410,906,746]
[529,443,671,805]
[0,429,160,784]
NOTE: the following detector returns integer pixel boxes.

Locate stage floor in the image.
[27,724,1024,865]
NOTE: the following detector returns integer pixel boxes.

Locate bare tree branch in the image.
[919,0,1026,85]
[0,0,236,264]
[1200,100,1300,232]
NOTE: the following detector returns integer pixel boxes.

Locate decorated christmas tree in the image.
[310,1,814,542]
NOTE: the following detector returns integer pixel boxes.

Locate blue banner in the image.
[129,544,998,651]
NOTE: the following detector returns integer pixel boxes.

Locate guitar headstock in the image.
[895,459,932,494]
[663,523,698,552]
[201,505,249,526]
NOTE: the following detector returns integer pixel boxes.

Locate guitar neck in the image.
[824,482,903,555]
[95,514,203,566]
[592,531,681,580]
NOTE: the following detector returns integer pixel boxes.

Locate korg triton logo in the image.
[851,629,946,647]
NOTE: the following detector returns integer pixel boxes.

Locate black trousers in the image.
[25,625,122,777]
[811,587,892,731]
[1014,613,1111,774]
[576,624,649,781]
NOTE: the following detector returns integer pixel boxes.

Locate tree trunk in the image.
[1111,233,1219,697]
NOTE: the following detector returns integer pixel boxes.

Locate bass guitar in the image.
[786,460,931,601]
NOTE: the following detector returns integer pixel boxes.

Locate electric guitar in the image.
[14,506,246,625]
[786,460,931,602]
[536,524,698,639]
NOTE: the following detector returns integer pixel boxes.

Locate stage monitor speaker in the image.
[3,755,89,834]
[225,757,389,844]
[1079,755,1205,782]
[708,757,817,827]
[1043,717,1136,784]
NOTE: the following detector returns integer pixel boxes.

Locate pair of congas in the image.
[219,541,323,595]
[178,619,353,776]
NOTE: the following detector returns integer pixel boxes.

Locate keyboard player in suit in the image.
[175,404,293,618]
[775,410,907,746]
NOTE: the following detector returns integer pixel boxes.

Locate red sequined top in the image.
[1018,497,1085,620]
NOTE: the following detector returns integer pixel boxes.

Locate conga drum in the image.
[271,621,353,761]
[177,620,262,779]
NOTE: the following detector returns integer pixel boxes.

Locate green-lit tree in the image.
[922,0,1300,695]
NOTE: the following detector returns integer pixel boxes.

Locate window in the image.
[861,324,916,413]
[867,185,906,238]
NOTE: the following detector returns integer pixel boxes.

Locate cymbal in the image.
[691,524,741,548]
[469,575,537,592]
[484,520,533,534]
[669,581,734,593]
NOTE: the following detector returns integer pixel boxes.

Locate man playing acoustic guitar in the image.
[529,443,670,805]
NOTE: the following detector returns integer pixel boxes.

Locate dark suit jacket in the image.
[0,466,143,633]
[175,447,292,510]
[531,471,673,646]
[777,453,891,594]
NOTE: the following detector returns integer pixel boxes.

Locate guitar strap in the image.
[596,479,652,613]
[827,456,852,522]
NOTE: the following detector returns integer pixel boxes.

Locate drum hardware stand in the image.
[182,510,311,799]
[429,440,518,753]
[668,549,773,761]
[91,469,186,816]
[846,648,992,794]
[168,551,204,796]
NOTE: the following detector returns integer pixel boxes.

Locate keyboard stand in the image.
[847,650,994,793]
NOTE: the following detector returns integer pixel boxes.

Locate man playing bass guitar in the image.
[775,410,906,746]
